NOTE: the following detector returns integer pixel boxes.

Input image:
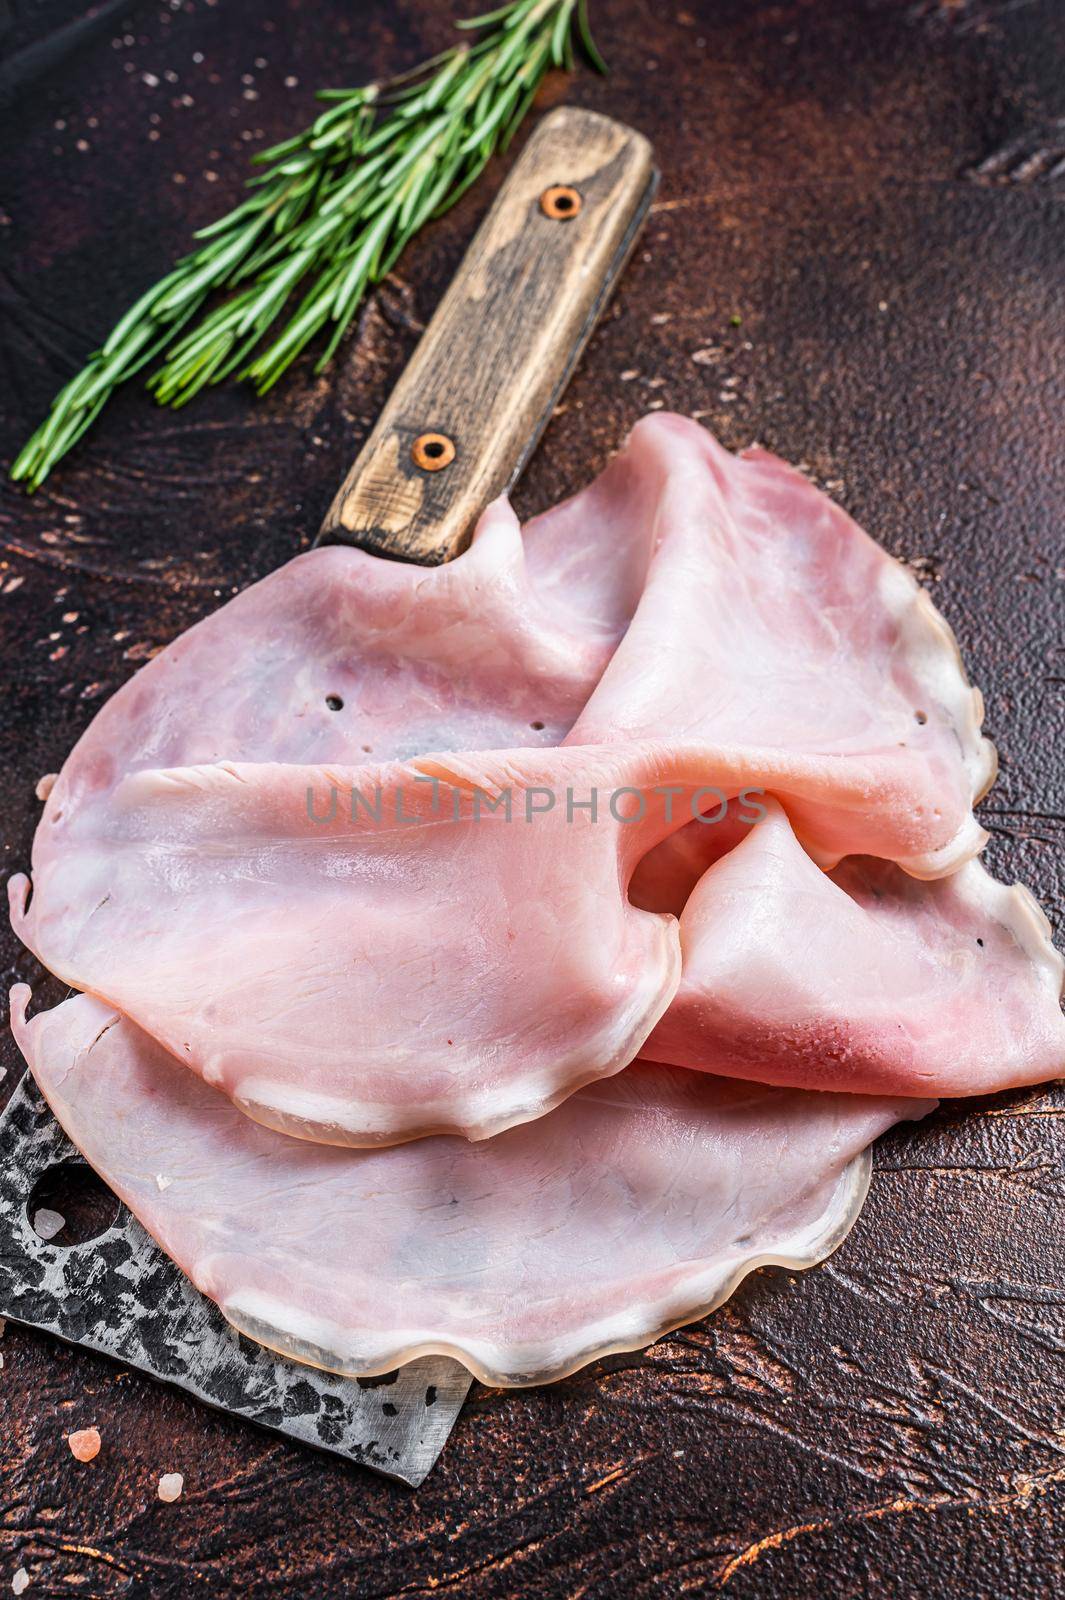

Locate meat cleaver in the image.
[0,105,657,1485]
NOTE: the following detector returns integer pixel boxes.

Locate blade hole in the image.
[27,1161,122,1247]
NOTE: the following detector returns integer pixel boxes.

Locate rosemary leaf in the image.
[11,0,606,491]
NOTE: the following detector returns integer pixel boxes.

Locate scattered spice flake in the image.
[35,774,58,802]
[67,1427,101,1462]
[157,1472,184,1502]
[12,1568,29,1595]
[32,1208,65,1241]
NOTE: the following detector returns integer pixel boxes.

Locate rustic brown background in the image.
[1,1,1064,1595]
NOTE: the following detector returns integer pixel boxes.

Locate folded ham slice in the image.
[642,802,1065,1097]
[11,751,684,1145]
[11,986,931,1386]
[562,415,996,878]
[11,414,993,880]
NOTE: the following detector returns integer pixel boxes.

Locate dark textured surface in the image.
[1,0,1063,1594]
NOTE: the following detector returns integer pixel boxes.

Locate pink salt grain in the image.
[67,1427,101,1462]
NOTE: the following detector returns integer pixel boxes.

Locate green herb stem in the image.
[11,0,604,490]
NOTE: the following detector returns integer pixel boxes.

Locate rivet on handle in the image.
[540,185,582,220]
[411,433,456,472]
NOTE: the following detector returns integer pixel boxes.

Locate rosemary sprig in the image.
[11,0,604,490]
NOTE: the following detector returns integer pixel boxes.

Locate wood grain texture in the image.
[318,105,656,562]
[1,1,1063,1596]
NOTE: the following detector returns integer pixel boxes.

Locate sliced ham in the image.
[563,416,995,878]
[10,986,931,1386]
[14,735,1037,1145]
[7,406,1059,1387]
[11,416,993,890]
[10,751,684,1144]
[20,493,629,790]
[643,802,1065,1097]
[9,413,1046,1147]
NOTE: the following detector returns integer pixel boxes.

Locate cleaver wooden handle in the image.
[317,105,657,565]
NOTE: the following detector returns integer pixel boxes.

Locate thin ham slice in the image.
[562,415,995,877]
[25,493,631,780]
[11,416,993,886]
[10,986,931,1386]
[10,751,684,1144]
[643,802,1065,1096]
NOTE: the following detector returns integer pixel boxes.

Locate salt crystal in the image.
[12,1569,29,1595]
[158,1472,184,1503]
[67,1427,101,1462]
[32,1209,65,1241]
[154,1174,172,1191]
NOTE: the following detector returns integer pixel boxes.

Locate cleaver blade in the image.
[0,1072,471,1487]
